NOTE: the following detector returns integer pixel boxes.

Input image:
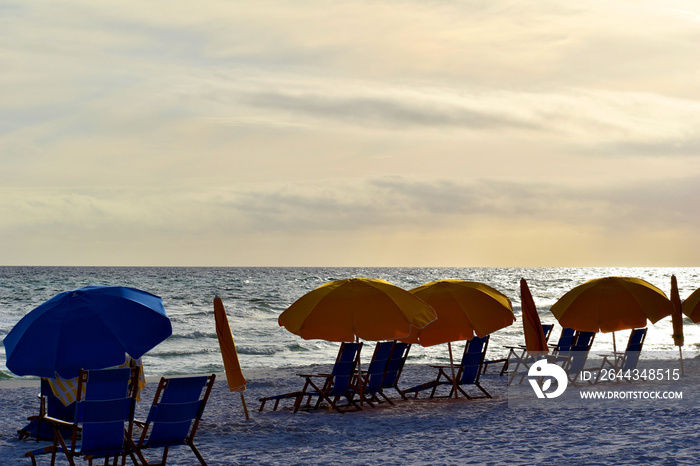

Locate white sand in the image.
[2,358,699,465]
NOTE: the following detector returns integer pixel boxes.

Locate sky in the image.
[2,0,700,267]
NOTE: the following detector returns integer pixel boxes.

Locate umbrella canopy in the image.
[682,287,700,323]
[401,279,514,347]
[3,285,172,379]
[520,278,548,353]
[550,276,673,333]
[278,278,437,342]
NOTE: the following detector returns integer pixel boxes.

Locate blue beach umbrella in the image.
[3,285,172,379]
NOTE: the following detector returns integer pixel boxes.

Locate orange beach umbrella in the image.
[278,278,437,342]
[214,296,249,419]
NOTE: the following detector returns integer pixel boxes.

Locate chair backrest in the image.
[542,324,555,342]
[382,342,410,389]
[140,374,216,449]
[73,367,138,458]
[458,335,489,385]
[41,378,75,422]
[329,342,362,397]
[364,341,395,394]
[621,328,647,371]
[553,328,576,354]
[567,331,596,375]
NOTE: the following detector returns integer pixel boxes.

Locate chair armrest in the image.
[296,373,332,378]
[40,415,74,428]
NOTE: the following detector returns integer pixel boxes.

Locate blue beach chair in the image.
[589,328,647,383]
[134,374,216,466]
[18,378,75,442]
[258,342,363,413]
[481,323,553,376]
[549,327,576,354]
[547,330,596,383]
[357,341,395,406]
[381,342,411,399]
[293,342,363,413]
[405,336,492,399]
[25,366,140,466]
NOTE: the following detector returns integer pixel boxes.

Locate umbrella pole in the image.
[679,347,685,376]
[240,393,250,420]
[612,331,617,354]
[448,342,458,399]
[357,337,364,407]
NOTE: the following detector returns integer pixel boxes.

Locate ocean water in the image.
[1,266,699,380]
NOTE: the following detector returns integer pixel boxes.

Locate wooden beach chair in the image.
[25,366,141,466]
[258,342,364,413]
[588,328,647,384]
[380,342,411,399]
[293,342,363,413]
[405,336,492,399]
[356,341,395,406]
[133,374,216,466]
[546,330,596,383]
[481,323,554,376]
[18,378,75,442]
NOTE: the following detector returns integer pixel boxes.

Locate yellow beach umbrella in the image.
[214,296,249,420]
[550,276,673,334]
[682,287,700,323]
[279,278,437,342]
[401,279,514,398]
[402,279,514,347]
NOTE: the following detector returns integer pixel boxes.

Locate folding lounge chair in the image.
[293,342,363,413]
[507,326,576,384]
[258,342,363,412]
[405,336,492,399]
[18,378,75,442]
[133,374,216,466]
[357,341,395,406]
[589,328,647,383]
[481,323,553,376]
[380,342,411,399]
[547,330,596,383]
[25,366,140,466]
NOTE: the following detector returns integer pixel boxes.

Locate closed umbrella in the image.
[670,275,684,375]
[3,285,172,379]
[520,278,548,354]
[214,296,249,420]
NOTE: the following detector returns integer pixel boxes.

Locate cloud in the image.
[3,0,700,265]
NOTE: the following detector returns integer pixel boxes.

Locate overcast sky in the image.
[2,0,700,266]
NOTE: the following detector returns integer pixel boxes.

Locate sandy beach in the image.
[2,355,699,465]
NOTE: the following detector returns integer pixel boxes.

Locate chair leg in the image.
[189,440,208,466]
